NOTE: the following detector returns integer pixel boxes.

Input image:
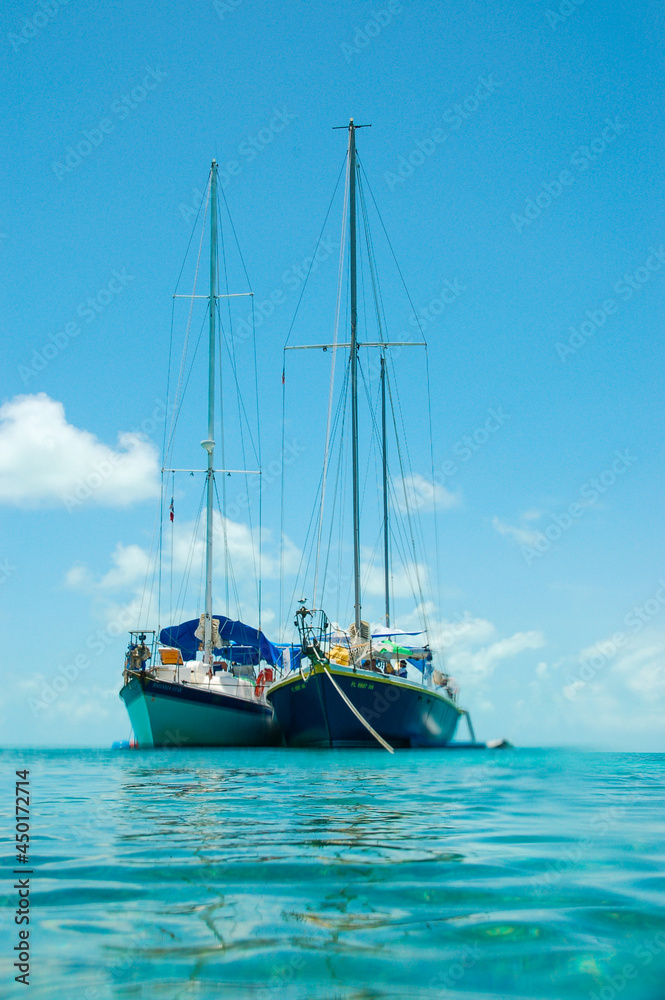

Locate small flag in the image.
[281,369,285,385]
[169,497,174,522]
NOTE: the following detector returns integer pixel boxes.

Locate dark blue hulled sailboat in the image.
[266,122,474,752]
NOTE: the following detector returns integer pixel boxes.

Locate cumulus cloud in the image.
[398,602,546,685]
[443,623,546,683]
[66,517,301,632]
[526,627,665,749]
[361,557,430,600]
[0,393,160,509]
[492,514,543,547]
[392,473,461,514]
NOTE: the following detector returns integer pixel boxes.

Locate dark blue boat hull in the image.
[266,665,463,748]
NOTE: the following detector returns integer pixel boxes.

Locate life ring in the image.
[254,667,274,698]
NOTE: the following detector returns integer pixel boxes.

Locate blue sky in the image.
[2,0,664,749]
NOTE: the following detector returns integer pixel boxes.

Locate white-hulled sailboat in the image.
[267,121,477,750]
[119,161,282,748]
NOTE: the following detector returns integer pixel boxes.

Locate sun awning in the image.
[159,616,282,668]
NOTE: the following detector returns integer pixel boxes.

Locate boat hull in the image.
[119,674,281,748]
[267,664,463,748]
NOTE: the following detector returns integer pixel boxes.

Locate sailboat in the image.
[119,161,282,748]
[267,121,475,751]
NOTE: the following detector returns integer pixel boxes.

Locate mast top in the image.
[332,120,372,130]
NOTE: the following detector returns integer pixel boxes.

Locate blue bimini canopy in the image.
[159,616,283,668]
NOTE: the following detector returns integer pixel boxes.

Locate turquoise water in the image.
[2,748,665,999]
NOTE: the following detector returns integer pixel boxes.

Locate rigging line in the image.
[358,157,428,345]
[214,477,241,620]
[173,182,207,294]
[331,374,350,626]
[216,195,237,576]
[361,523,383,598]
[284,152,348,348]
[424,346,443,621]
[214,309,229,610]
[356,353,379,529]
[218,180,253,291]
[214,305,260,619]
[313,161,350,608]
[139,473,163,629]
[387,453,429,629]
[215,299,260,462]
[253,296,262,632]
[165,174,211,465]
[280,350,286,636]
[174,482,207,623]
[388,351,432,607]
[219,300,259,604]
[216,302,260,617]
[170,470,175,622]
[214,193,261,617]
[163,297,176,462]
[168,310,208,459]
[386,374,430,635]
[157,471,164,630]
[319,362,350,609]
[286,447,330,628]
[357,170,387,345]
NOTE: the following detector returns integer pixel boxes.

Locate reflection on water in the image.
[2,748,665,998]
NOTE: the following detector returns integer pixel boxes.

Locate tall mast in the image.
[202,160,218,664]
[381,353,390,627]
[348,120,362,634]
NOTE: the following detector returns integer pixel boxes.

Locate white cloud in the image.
[445,626,546,684]
[0,393,160,509]
[361,558,430,599]
[526,628,665,749]
[166,511,300,580]
[399,602,546,685]
[491,514,543,547]
[65,515,302,636]
[392,473,461,514]
[65,544,150,593]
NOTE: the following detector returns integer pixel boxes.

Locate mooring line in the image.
[322,665,394,754]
